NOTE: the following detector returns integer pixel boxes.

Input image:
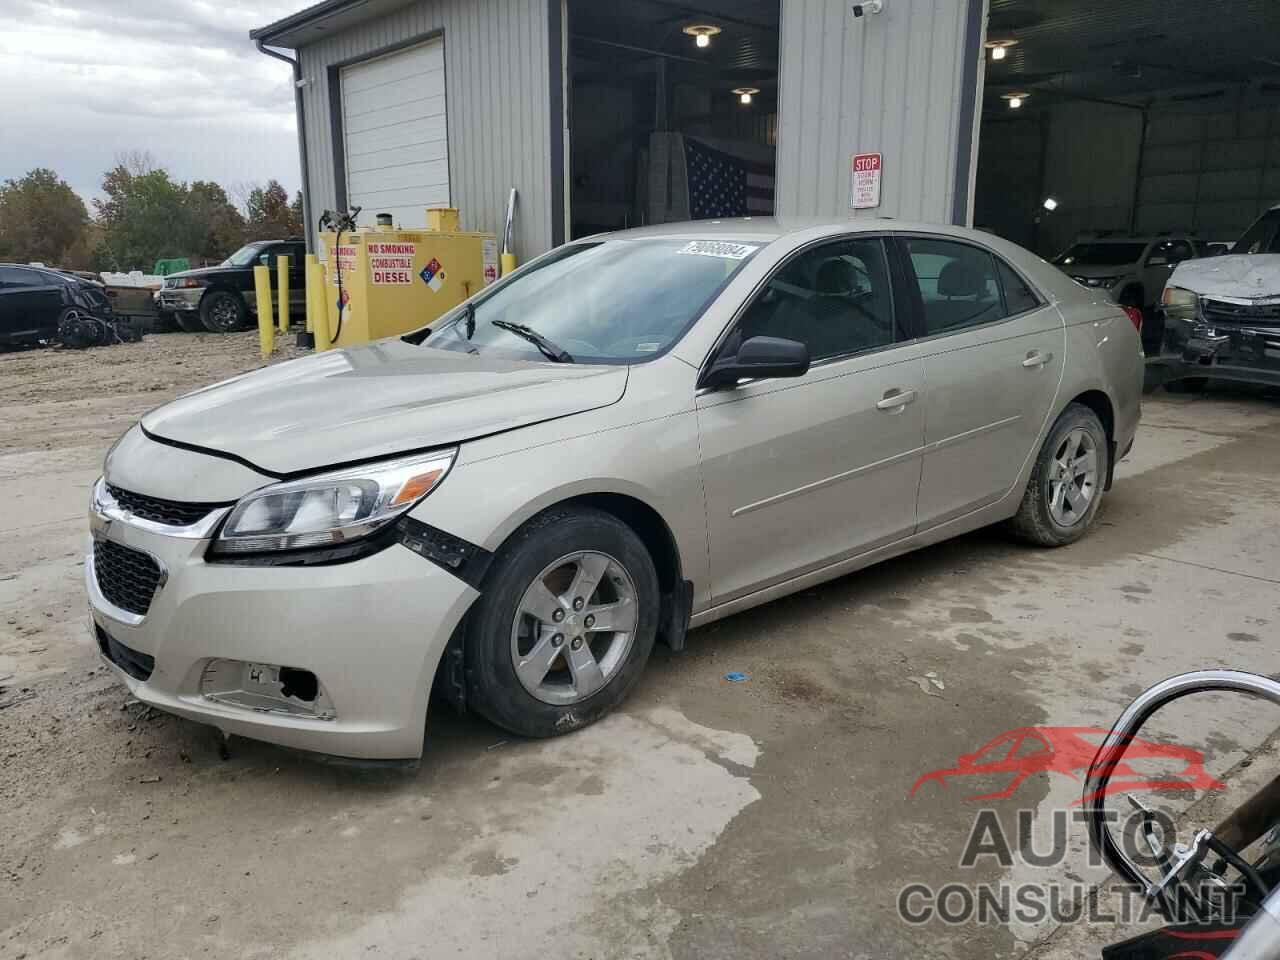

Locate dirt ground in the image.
[2,334,1278,960]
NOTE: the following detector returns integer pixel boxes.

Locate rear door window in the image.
[903,238,1006,336]
[995,259,1042,315]
[0,267,38,287]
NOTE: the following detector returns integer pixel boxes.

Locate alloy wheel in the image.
[1047,427,1098,527]
[509,550,638,705]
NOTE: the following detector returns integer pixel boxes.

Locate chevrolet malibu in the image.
[88,219,1143,759]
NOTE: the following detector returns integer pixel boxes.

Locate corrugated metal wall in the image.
[774,0,983,225]
[1136,96,1280,241]
[297,0,554,259]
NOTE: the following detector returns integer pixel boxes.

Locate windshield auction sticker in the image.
[368,242,415,284]
[677,240,759,260]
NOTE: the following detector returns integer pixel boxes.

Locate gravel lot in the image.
[2,334,1278,960]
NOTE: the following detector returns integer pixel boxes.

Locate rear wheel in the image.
[199,290,249,333]
[1008,404,1109,547]
[466,507,659,738]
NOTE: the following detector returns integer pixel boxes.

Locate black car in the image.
[155,239,306,333]
[0,263,120,348]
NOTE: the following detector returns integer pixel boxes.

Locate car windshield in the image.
[419,237,760,363]
[1055,243,1147,267]
[222,243,269,267]
[1231,210,1280,255]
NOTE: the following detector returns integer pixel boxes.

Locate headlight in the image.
[1088,276,1120,288]
[168,277,203,289]
[1161,286,1198,320]
[212,449,456,554]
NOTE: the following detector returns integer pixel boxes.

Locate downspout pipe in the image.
[255,39,315,255]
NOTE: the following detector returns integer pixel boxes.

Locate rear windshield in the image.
[1232,210,1280,255]
[1055,243,1147,267]
[420,238,760,364]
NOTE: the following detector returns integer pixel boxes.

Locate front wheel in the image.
[465,507,659,738]
[1007,404,1109,547]
[199,290,249,333]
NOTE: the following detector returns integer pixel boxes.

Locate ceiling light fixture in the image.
[1042,197,1059,211]
[1002,91,1030,109]
[683,24,721,49]
[733,87,760,105]
[984,39,1018,61]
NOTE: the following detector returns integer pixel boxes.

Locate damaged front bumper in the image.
[87,497,479,760]
[1146,298,1280,388]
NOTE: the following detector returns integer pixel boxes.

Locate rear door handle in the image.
[876,389,917,411]
[1022,351,1053,368]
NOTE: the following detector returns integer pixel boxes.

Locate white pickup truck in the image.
[1153,205,1280,391]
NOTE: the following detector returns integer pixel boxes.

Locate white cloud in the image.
[0,0,315,207]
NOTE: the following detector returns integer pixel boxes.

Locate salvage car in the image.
[154,239,305,333]
[88,219,1143,760]
[1153,205,1280,391]
[0,263,121,348]
[1054,235,1202,353]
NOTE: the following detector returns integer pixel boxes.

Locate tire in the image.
[1007,403,1110,547]
[465,507,660,738]
[1164,377,1208,394]
[199,290,249,333]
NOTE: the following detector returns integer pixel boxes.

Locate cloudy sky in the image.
[0,0,314,209]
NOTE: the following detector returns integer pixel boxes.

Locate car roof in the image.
[593,217,1001,245]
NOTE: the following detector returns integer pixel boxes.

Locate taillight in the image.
[1121,305,1143,332]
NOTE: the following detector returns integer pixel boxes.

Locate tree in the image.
[94,159,195,270]
[244,180,303,239]
[186,181,245,263]
[0,168,90,266]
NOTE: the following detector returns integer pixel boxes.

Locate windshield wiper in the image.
[491,320,574,363]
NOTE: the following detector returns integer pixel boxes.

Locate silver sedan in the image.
[88,219,1143,759]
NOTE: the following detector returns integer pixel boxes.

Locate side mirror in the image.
[704,336,810,389]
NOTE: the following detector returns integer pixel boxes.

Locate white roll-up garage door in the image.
[341,38,449,228]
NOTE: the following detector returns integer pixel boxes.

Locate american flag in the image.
[685,138,774,220]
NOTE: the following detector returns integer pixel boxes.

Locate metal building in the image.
[251,0,985,260]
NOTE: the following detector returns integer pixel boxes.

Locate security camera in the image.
[852,0,884,16]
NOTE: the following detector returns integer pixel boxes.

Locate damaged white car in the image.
[1154,205,1280,391]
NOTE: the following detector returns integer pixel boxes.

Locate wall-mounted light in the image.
[1042,197,1059,212]
[1002,91,1030,109]
[984,39,1018,62]
[733,87,760,106]
[683,24,721,49]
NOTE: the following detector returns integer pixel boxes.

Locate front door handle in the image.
[876,388,917,411]
[1022,351,1054,369]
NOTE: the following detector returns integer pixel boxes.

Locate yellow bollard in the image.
[253,264,273,358]
[311,262,332,352]
[303,253,318,333]
[500,252,517,277]
[277,255,290,333]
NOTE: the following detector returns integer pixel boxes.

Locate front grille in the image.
[93,540,163,617]
[1202,299,1280,327]
[95,625,155,681]
[106,484,217,527]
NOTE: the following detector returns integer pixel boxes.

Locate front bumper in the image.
[154,288,202,312]
[1146,310,1280,388]
[87,502,478,760]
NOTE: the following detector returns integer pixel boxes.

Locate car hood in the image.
[141,341,629,476]
[1169,254,1280,300]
